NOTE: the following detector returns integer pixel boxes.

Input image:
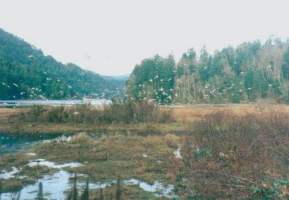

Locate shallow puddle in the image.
[1,170,176,199]
[124,178,176,198]
[0,167,20,180]
[27,159,83,169]
[1,170,72,200]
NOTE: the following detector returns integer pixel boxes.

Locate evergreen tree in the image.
[127,55,175,104]
[282,47,289,80]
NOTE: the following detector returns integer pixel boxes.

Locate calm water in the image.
[0,99,111,107]
[0,133,66,155]
[1,170,176,200]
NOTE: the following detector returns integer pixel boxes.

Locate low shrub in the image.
[173,110,289,199]
[18,100,173,124]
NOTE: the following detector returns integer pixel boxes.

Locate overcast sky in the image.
[1,0,289,75]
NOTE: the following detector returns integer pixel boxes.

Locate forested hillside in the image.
[127,39,289,104]
[0,28,124,100]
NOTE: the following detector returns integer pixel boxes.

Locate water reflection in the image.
[1,170,176,200]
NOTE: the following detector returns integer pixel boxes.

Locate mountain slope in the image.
[0,28,124,100]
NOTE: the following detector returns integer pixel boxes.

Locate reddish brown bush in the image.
[174,110,289,199]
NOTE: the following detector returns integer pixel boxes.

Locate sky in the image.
[1,0,289,75]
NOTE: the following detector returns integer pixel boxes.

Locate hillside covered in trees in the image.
[127,38,289,104]
[0,28,125,100]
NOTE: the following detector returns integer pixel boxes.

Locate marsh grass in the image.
[29,132,178,183]
[5,104,289,199]
[174,110,289,199]
[89,184,162,200]
[16,101,173,124]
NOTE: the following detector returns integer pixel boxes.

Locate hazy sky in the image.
[1,0,289,75]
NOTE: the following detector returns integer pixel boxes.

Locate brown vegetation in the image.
[171,110,289,199]
[4,104,289,198]
[170,103,289,122]
[16,101,172,124]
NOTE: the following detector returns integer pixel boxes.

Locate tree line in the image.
[127,38,289,104]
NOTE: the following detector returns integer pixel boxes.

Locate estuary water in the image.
[0,99,111,107]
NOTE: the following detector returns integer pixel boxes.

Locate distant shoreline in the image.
[0,99,111,107]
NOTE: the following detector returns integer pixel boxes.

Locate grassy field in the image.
[170,103,289,122]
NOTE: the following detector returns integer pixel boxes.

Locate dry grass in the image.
[13,102,173,124]
[169,103,289,122]
[0,108,24,121]
[2,103,289,127]
[2,103,289,134]
[171,109,289,199]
